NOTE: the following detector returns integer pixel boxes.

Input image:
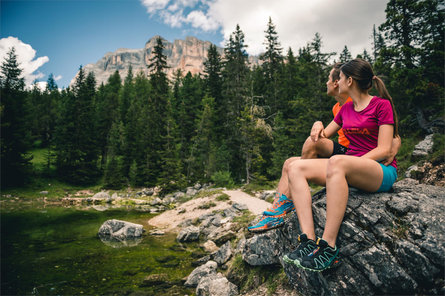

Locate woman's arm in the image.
[382,135,401,166]
[361,124,393,162]
[311,120,341,142]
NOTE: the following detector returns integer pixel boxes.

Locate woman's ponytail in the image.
[373,75,399,137]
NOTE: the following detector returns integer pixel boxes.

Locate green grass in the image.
[197,201,217,209]
[216,193,230,201]
[2,148,103,200]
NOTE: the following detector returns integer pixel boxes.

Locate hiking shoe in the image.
[247,215,285,233]
[283,234,317,266]
[263,193,295,216]
[298,238,339,272]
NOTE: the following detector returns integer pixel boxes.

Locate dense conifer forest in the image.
[1,0,443,192]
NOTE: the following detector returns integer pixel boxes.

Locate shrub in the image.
[211,171,235,188]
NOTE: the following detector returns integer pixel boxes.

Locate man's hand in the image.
[310,121,326,142]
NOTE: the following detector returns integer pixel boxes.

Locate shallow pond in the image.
[1,201,197,295]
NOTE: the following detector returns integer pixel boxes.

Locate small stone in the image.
[202,240,219,253]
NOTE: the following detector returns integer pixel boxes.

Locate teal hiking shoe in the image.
[298,238,340,272]
[263,193,295,216]
[247,215,285,233]
[283,233,317,266]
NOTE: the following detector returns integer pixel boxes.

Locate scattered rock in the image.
[232,203,248,211]
[149,229,165,236]
[39,191,49,195]
[185,260,218,287]
[202,240,219,253]
[93,191,111,200]
[196,273,238,296]
[150,197,162,206]
[207,227,236,245]
[412,134,434,157]
[212,241,232,265]
[186,187,198,196]
[177,226,200,242]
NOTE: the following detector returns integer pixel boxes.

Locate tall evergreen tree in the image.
[260,17,283,114]
[145,36,170,185]
[339,45,352,62]
[0,47,32,187]
[54,67,100,184]
[95,70,122,168]
[222,24,250,180]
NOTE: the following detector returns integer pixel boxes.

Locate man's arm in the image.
[311,120,340,142]
[382,135,401,166]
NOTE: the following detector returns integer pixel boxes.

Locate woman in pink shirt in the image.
[283,58,399,272]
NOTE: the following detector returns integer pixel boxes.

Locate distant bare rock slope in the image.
[71,35,258,86]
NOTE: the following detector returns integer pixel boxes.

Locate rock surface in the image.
[196,273,239,296]
[98,219,145,241]
[412,134,434,157]
[241,179,445,295]
[177,225,201,242]
[185,260,218,287]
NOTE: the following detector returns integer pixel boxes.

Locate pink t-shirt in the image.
[334,96,397,168]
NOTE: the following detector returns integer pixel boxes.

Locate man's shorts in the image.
[332,141,348,156]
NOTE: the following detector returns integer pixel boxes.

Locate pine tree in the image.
[54,67,100,184]
[260,17,283,114]
[144,37,170,185]
[222,24,250,180]
[0,47,32,187]
[158,96,185,194]
[120,66,134,125]
[103,121,126,189]
[339,45,352,62]
[95,70,122,168]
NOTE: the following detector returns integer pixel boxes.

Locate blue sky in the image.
[1,0,223,88]
[1,0,388,89]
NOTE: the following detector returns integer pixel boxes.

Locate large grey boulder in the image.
[241,179,445,295]
[98,219,144,241]
[196,273,238,296]
[185,260,218,287]
[177,226,200,242]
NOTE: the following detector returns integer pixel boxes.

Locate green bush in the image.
[211,171,235,188]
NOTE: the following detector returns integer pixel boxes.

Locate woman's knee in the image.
[287,160,307,179]
[326,155,347,179]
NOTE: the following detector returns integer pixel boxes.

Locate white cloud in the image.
[141,0,170,13]
[54,75,62,81]
[141,0,388,58]
[0,36,49,86]
[185,10,219,31]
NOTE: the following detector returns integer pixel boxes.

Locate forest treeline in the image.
[1,0,443,192]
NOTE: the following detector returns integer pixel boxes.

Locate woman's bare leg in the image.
[276,138,334,198]
[287,159,329,240]
[323,155,384,247]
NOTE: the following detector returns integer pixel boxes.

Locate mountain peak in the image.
[72,36,225,86]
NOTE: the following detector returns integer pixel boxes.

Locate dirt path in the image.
[148,189,271,231]
[222,190,271,215]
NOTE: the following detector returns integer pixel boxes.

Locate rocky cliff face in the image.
[240,179,445,295]
[72,36,256,86]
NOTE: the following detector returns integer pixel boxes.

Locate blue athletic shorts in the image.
[376,163,397,192]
